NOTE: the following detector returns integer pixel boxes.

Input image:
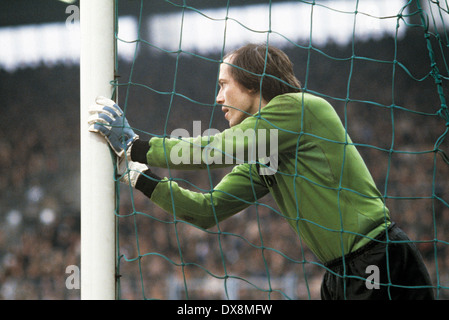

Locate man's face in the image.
[216,57,262,127]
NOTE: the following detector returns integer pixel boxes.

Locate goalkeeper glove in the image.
[117,156,149,188]
[88,96,138,157]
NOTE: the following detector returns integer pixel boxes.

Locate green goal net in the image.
[112,0,448,300]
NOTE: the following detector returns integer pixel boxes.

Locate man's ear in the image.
[248,88,259,95]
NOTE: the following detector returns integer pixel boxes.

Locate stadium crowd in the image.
[0,31,448,299]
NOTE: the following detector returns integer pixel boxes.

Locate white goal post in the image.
[80,0,116,300]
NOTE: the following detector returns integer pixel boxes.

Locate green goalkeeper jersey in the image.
[143,92,391,263]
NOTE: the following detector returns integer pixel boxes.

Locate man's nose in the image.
[216,92,224,105]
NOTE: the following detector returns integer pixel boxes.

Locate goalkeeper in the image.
[89,44,434,300]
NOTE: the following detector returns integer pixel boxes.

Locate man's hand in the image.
[88,96,138,157]
[117,156,149,188]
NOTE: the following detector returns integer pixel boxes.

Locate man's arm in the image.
[130,123,280,171]
[89,94,301,172]
[129,94,305,171]
[134,163,270,229]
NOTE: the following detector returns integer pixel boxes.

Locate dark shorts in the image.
[321,223,435,300]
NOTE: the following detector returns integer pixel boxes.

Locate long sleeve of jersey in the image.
[143,163,269,229]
